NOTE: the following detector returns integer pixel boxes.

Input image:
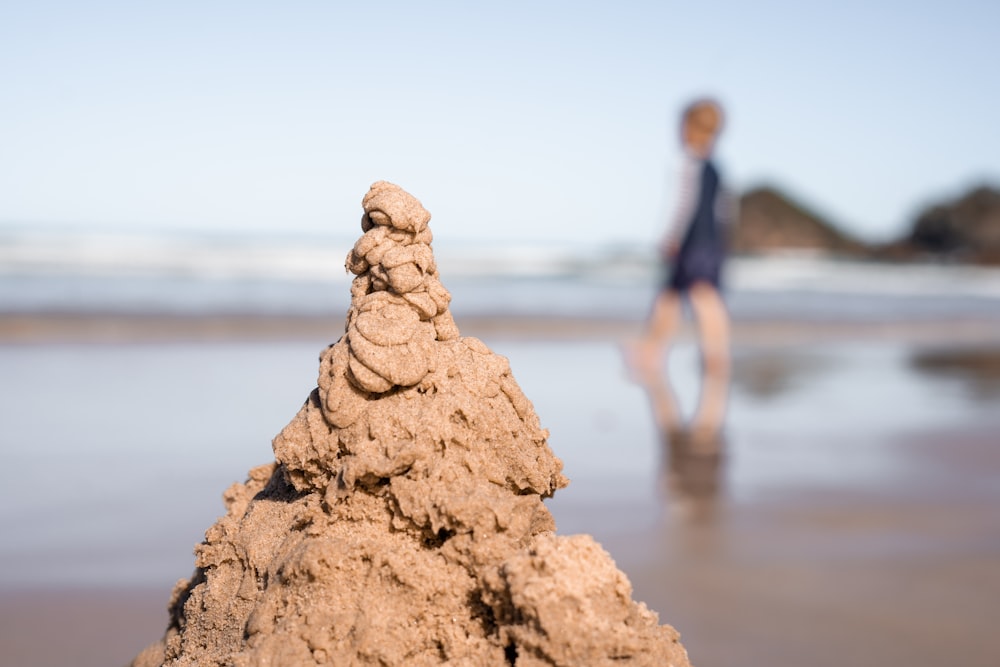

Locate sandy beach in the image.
[4,309,1000,344]
[1,307,999,666]
[3,1,1000,660]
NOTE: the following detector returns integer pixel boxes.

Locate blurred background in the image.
[1,2,999,667]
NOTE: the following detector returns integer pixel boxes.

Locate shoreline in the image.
[3,311,1000,345]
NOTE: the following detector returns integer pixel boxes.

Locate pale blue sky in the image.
[2,1,998,244]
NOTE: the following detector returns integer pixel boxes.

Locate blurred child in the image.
[630,99,734,408]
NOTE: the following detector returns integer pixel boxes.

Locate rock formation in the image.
[902,184,1000,264]
[734,182,1000,265]
[732,186,866,256]
[131,181,692,667]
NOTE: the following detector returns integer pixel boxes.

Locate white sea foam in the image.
[2,228,1000,316]
[727,256,1000,299]
[0,228,354,282]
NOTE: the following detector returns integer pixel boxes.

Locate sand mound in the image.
[132,182,692,666]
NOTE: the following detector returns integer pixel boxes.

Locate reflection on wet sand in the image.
[909,346,1000,400]
[729,350,831,400]
[634,359,729,522]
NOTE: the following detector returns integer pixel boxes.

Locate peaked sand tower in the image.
[132,182,692,666]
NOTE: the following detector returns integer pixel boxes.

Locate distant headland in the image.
[732,184,1000,265]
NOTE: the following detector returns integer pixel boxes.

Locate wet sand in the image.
[1,315,999,667]
[0,588,169,667]
[3,310,1000,345]
[608,424,1000,667]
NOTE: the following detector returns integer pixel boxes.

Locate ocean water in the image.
[2,227,1000,321]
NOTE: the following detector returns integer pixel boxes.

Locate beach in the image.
[1,306,998,667]
[3,1,1000,660]
[3,232,1000,666]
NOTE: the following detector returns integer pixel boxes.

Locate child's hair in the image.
[681,98,724,136]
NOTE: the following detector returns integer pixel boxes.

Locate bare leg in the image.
[626,289,683,378]
[688,282,730,376]
[688,282,730,445]
[646,288,684,344]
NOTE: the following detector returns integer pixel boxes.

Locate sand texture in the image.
[131,182,691,667]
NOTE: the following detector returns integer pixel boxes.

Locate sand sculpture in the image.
[132,182,692,666]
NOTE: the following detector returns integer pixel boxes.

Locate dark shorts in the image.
[665,243,725,291]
